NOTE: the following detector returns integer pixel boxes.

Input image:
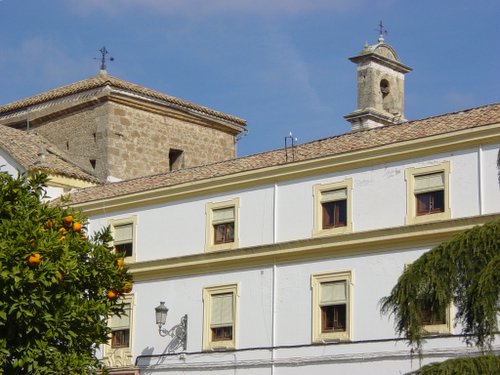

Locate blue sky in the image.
[0,0,498,156]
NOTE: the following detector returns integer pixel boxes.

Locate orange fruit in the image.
[27,253,41,266]
[116,258,124,269]
[106,289,119,300]
[63,215,73,226]
[72,222,82,232]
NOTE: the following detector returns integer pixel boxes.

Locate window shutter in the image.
[414,173,444,193]
[213,207,235,224]
[114,224,133,243]
[110,304,131,330]
[211,293,233,327]
[321,188,347,203]
[320,281,346,305]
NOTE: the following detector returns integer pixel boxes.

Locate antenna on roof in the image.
[285,132,297,163]
[95,46,114,72]
[377,20,388,43]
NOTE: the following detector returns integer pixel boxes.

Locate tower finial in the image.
[96,46,114,72]
[377,20,388,43]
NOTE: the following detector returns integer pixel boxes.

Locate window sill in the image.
[422,324,452,335]
[406,211,450,225]
[205,242,239,252]
[204,344,236,351]
[312,225,352,238]
[312,336,351,344]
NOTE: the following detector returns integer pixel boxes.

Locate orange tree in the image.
[0,172,132,374]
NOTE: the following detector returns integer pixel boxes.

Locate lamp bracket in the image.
[158,314,188,351]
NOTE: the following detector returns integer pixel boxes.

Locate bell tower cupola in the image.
[344,27,412,132]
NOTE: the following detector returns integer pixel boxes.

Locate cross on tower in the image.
[377,21,388,43]
[97,46,114,71]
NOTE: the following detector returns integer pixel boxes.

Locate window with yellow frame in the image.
[405,162,451,225]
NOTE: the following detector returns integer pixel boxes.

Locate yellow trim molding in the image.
[46,174,96,189]
[311,270,353,343]
[313,178,353,237]
[202,283,239,351]
[205,198,240,252]
[405,161,451,225]
[128,214,499,281]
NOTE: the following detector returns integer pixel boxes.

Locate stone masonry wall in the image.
[357,62,405,118]
[32,103,109,180]
[23,99,237,181]
[106,102,236,180]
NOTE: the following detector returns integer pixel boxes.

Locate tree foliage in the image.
[380,218,500,353]
[406,354,500,375]
[0,172,132,374]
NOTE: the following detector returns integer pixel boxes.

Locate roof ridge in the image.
[59,102,500,206]
[295,102,500,149]
[0,74,246,126]
[404,102,500,124]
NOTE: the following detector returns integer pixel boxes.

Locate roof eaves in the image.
[62,102,500,207]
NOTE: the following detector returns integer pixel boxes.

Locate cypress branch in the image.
[380,219,500,352]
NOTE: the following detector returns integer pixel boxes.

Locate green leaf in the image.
[0,171,132,374]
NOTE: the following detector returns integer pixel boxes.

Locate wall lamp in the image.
[155,301,188,351]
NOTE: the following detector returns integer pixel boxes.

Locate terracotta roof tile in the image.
[0,125,100,183]
[63,103,500,205]
[0,73,246,126]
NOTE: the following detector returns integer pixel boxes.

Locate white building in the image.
[71,40,499,374]
[1,36,499,374]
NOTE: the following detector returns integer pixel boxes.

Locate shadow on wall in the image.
[136,332,186,373]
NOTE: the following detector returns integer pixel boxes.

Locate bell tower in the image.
[345,29,412,131]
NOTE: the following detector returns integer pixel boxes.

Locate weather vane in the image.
[377,20,388,43]
[96,46,114,71]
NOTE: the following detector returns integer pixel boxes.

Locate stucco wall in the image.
[85,144,500,373]
[128,247,493,374]
[0,148,23,176]
[88,145,499,262]
[482,144,500,214]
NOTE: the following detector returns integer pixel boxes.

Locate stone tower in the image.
[345,33,412,131]
[0,70,246,182]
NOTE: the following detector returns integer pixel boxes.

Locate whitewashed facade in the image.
[76,129,500,374]
[69,37,500,374]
